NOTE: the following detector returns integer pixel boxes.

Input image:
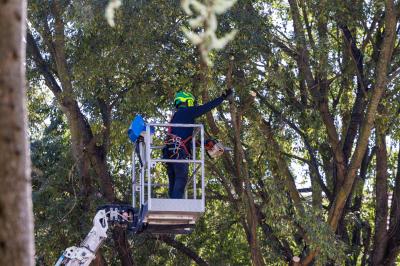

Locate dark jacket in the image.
[169,96,224,140]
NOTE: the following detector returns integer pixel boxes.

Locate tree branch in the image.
[371,123,389,264]
[339,23,368,173]
[156,235,209,266]
[256,92,332,200]
[26,31,62,97]
[256,114,303,210]
[50,0,74,95]
[256,206,294,262]
[288,0,346,189]
[97,97,111,155]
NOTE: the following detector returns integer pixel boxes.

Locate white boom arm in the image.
[55,210,109,266]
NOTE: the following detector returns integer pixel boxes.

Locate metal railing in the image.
[132,123,205,211]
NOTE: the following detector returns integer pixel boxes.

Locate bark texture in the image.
[0,0,34,265]
[371,125,389,265]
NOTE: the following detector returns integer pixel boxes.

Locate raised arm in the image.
[189,89,233,118]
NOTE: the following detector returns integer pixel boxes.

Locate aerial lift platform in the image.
[55,121,207,266]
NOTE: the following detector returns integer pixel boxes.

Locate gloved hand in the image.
[221,88,233,100]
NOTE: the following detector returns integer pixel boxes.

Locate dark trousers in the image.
[166,162,189,199]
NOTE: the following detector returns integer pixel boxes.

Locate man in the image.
[163,89,232,198]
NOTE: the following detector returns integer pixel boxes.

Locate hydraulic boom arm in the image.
[55,205,136,266]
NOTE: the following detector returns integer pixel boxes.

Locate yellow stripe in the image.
[175,96,194,101]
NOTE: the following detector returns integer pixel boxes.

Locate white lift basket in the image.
[132,123,205,234]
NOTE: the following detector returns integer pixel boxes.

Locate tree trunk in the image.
[0,0,34,265]
[112,227,135,266]
[371,124,389,265]
[384,145,400,265]
[91,252,106,266]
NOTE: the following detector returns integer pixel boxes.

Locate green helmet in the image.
[174,91,195,107]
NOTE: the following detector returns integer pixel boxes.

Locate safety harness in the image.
[164,133,192,159]
[164,112,225,160]
[164,113,193,159]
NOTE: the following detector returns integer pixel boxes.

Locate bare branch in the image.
[255,91,332,200]
[156,235,209,266]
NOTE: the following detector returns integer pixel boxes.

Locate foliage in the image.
[27,0,400,265]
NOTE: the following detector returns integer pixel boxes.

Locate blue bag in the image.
[128,115,154,142]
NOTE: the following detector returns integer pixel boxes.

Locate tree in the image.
[0,0,34,265]
[28,0,400,265]
[27,1,195,264]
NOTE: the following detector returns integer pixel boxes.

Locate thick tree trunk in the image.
[0,0,34,265]
[112,228,135,266]
[371,126,389,265]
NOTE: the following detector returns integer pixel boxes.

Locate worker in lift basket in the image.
[163,89,232,199]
